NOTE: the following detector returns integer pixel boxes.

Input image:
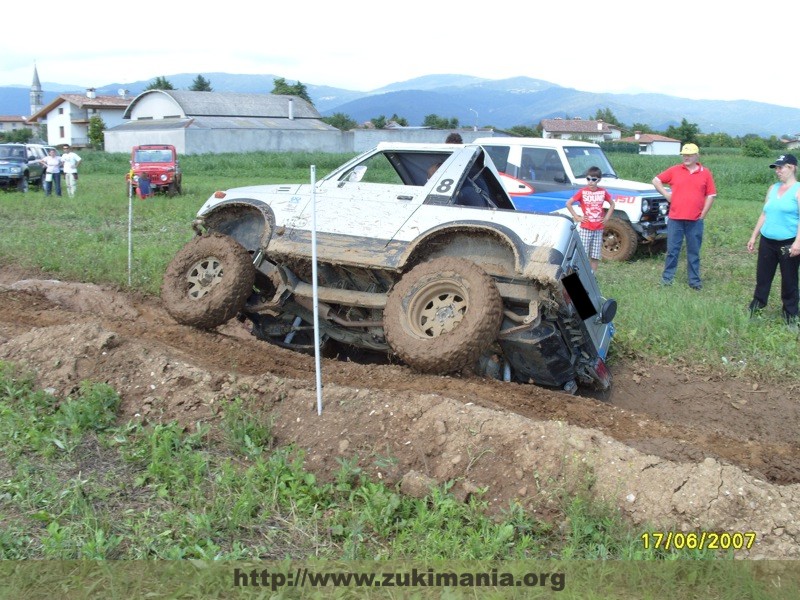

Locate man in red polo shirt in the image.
[652,143,717,290]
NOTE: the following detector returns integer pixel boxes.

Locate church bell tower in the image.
[30,64,43,116]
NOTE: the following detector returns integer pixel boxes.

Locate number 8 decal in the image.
[436,179,454,194]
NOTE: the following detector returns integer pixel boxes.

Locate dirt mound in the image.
[0,268,798,559]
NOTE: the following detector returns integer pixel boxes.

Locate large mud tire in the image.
[602,217,638,261]
[384,257,503,374]
[162,233,255,329]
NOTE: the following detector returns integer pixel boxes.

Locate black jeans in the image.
[750,235,800,319]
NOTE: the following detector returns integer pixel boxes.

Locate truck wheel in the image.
[602,218,638,261]
[384,257,503,374]
[17,176,29,193]
[168,182,178,197]
[162,233,255,329]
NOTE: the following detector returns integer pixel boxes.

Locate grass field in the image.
[2,149,800,592]
[1,149,797,383]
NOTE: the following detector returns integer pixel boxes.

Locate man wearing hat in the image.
[652,143,717,290]
[61,144,82,198]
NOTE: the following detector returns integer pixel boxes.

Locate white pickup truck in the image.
[477,137,669,261]
[161,142,617,392]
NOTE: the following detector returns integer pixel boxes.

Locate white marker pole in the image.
[310,166,323,415]
[128,173,133,286]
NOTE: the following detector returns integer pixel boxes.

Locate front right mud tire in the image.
[162,233,255,329]
[601,217,638,261]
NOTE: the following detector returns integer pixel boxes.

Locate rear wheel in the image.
[602,218,638,261]
[384,257,503,374]
[162,233,255,329]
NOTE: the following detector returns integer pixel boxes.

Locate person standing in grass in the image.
[746,154,800,324]
[39,148,63,197]
[652,143,717,290]
[60,144,82,198]
[566,166,615,273]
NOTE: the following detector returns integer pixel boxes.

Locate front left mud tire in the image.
[162,233,255,329]
[384,257,503,374]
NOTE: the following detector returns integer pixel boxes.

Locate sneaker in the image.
[660,278,673,287]
[690,284,702,291]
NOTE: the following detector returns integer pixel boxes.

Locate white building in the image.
[104,90,341,154]
[618,132,682,155]
[28,89,132,149]
[540,118,622,142]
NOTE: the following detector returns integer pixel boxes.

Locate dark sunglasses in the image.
[586,176,600,182]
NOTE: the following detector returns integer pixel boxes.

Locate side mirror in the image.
[348,165,367,182]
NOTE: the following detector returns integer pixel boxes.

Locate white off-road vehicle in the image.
[477,137,669,261]
[162,143,616,392]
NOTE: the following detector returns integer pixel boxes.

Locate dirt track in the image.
[0,266,798,558]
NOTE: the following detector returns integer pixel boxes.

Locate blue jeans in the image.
[44,173,62,197]
[662,218,704,287]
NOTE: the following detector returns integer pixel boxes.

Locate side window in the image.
[339,153,403,185]
[522,149,564,183]
[483,146,510,174]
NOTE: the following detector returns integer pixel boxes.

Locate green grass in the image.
[597,152,800,383]
[3,363,797,598]
[0,362,730,563]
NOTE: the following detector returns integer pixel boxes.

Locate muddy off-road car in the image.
[162,143,617,392]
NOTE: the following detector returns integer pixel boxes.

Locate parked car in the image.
[0,143,48,191]
[477,137,669,261]
[161,143,616,392]
[125,144,182,196]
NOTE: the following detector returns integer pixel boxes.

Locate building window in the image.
[59,126,65,137]
[58,108,64,115]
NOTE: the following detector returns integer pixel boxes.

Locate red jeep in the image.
[126,144,182,196]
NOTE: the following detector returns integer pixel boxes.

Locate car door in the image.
[27,146,44,180]
[297,149,433,268]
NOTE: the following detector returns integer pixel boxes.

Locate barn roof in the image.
[122,90,322,120]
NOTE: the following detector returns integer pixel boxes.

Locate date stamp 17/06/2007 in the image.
[641,531,756,552]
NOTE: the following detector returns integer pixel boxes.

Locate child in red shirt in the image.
[566,166,616,272]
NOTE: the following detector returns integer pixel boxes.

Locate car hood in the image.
[198,183,308,215]
[594,178,658,195]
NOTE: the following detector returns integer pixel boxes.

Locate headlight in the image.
[160,174,168,182]
[659,202,669,215]
[641,199,650,212]
[10,166,21,174]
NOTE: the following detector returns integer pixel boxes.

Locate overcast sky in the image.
[4,1,798,110]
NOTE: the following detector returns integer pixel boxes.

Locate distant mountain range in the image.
[2,72,799,138]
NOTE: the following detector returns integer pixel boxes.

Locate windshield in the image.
[134,149,173,163]
[0,146,24,160]
[563,146,617,179]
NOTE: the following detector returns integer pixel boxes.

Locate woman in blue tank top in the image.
[746,153,800,324]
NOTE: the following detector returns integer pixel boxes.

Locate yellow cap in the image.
[680,143,699,155]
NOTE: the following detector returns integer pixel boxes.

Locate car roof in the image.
[375,142,464,152]
[474,137,600,149]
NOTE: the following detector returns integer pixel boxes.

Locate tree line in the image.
[4,76,789,155]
